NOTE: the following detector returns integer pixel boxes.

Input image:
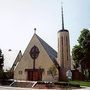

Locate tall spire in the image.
[61,2,64,30]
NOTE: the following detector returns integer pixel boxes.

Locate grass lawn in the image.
[70,81,90,87]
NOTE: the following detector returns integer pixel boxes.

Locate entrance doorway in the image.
[26,69,42,81]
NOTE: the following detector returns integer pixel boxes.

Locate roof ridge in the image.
[35,34,57,53]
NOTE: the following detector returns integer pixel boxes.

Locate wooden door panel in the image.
[27,69,42,81]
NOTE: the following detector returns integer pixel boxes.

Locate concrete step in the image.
[10,81,36,88]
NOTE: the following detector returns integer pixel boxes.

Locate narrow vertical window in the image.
[19,71,23,75]
[66,36,68,60]
[61,36,64,68]
[58,38,59,52]
[61,36,63,59]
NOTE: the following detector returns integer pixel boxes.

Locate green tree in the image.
[0,49,4,71]
[0,49,5,84]
[72,45,84,69]
[72,29,90,79]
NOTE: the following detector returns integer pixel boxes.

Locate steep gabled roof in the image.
[35,34,59,69]
[10,50,22,72]
[11,34,60,71]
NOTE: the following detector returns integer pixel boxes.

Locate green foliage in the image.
[0,70,8,84]
[72,45,84,69]
[48,65,57,78]
[0,49,13,85]
[0,70,4,79]
[72,29,90,79]
[39,66,45,74]
[70,80,90,87]
[4,71,14,79]
[0,49,4,70]
[78,29,89,46]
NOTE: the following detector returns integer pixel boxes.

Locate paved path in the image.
[0,86,90,90]
[0,86,32,90]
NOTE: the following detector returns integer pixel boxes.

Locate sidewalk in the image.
[73,86,90,90]
[0,86,90,90]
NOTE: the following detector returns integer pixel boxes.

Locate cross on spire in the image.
[34,28,36,34]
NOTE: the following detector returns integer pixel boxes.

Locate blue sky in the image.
[0,0,90,69]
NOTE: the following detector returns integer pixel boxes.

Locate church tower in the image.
[57,4,71,73]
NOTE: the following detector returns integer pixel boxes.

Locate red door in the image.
[27,69,42,81]
[28,71,33,81]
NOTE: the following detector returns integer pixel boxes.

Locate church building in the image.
[13,32,59,81]
[12,5,71,81]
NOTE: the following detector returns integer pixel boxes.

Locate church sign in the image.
[66,70,72,80]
